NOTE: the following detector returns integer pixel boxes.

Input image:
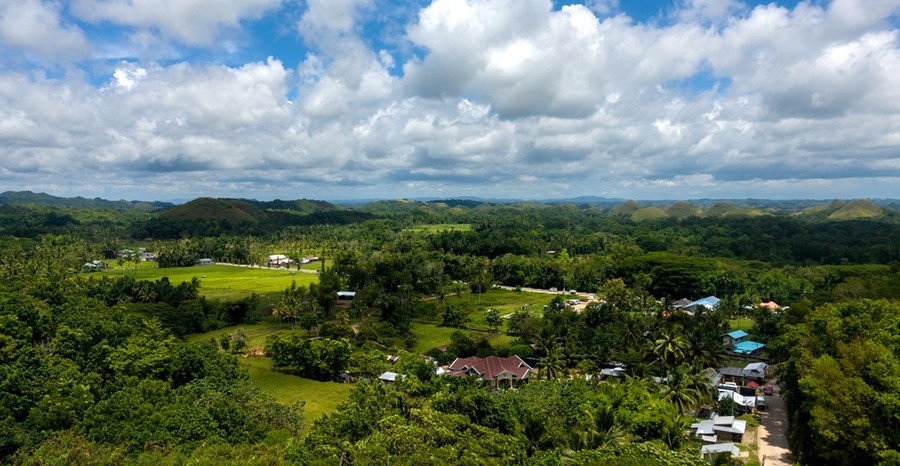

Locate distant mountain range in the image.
[2,191,897,223]
[0,191,172,211]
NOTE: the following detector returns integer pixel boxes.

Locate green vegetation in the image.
[404,223,472,233]
[0,193,898,464]
[98,264,317,300]
[409,322,484,353]
[240,357,353,425]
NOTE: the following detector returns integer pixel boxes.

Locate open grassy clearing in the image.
[408,322,485,353]
[186,319,291,348]
[487,333,517,349]
[729,317,755,332]
[442,289,559,327]
[240,357,353,432]
[187,322,352,431]
[95,264,317,301]
[404,223,472,234]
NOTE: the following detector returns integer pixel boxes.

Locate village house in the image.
[447,355,534,388]
[691,414,747,443]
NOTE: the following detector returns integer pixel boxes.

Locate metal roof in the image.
[733,340,766,354]
[701,443,741,456]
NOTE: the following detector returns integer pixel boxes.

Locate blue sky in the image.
[0,0,899,201]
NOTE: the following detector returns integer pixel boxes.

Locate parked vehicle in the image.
[763,384,774,396]
[756,399,768,411]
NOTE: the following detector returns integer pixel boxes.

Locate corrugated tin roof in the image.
[701,443,740,456]
[733,340,765,354]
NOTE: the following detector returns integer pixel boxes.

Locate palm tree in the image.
[650,329,689,375]
[272,281,302,328]
[575,403,628,449]
[539,352,565,380]
[662,364,714,415]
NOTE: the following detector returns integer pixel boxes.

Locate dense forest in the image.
[0,192,898,464]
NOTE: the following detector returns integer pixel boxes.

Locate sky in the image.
[1,0,899,202]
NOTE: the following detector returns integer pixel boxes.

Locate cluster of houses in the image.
[82,248,159,272]
[670,295,772,357]
[687,361,771,462]
[266,254,320,268]
[724,330,766,356]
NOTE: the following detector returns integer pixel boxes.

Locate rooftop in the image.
[733,340,766,354]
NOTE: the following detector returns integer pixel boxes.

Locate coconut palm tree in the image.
[661,364,714,415]
[650,329,690,375]
[575,403,629,449]
[539,352,565,380]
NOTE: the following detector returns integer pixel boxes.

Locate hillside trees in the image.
[777,299,900,465]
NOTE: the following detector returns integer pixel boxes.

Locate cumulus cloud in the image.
[70,0,280,46]
[0,0,899,200]
[0,0,89,61]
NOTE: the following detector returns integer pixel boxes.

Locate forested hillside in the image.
[0,195,898,464]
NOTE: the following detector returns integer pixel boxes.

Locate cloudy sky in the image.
[1,0,899,202]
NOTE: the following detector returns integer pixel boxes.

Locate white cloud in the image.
[71,0,280,46]
[0,0,89,61]
[1,0,899,200]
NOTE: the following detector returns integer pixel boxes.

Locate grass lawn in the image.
[186,320,291,348]
[404,224,472,234]
[95,264,318,301]
[409,322,475,353]
[240,357,353,431]
[185,322,352,433]
[487,333,517,349]
[729,317,755,332]
[444,289,559,328]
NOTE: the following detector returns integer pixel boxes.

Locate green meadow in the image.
[186,320,291,348]
[96,263,318,301]
[189,321,352,432]
[729,317,755,332]
[240,357,353,432]
[443,288,559,327]
[408,322,484,353]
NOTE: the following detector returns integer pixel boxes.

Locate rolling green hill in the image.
[610,200,642,217]
[702,201,769,218]
[665,201,701,219]
[161,197,269,224]
[797,199,885,221]
[827,199,883,220]
[631,206,669,221]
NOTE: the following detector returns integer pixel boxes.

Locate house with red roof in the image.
[447,355,534,387]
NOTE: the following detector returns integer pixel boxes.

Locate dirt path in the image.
[758,386,793,466]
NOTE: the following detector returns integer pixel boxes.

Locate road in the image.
[757,385,793,466]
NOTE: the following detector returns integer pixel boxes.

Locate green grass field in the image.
[444,289,558,327]
[409,322,485,353]
[729,317,755,332]
[240,357,353,431]
[186,320,291,348]
[404,224,472,234]
[95,264,318,301]
[187,322,352,431]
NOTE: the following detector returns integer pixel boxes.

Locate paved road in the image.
[758,385,793,466]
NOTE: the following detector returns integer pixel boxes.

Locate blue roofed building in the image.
[723,330,748,346]
[733,340,766,355]
[690,296,720,310]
